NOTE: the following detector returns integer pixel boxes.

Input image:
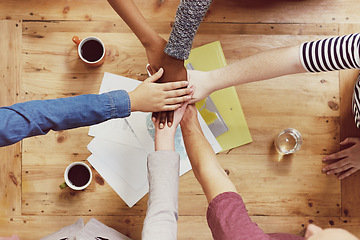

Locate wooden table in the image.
[1,0,360,239]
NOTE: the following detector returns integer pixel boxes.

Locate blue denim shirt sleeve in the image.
[0,90,131,147]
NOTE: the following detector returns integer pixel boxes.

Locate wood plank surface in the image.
[1,0,360,239]
[0,20,22,217]
[0,215,359,240]
[20,24,341,221]
[339,24,360,217]
[1,0,360,24]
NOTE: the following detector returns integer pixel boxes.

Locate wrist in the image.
[155,129,176,151]
[180,120,201,136]
[128,91,138,112]
[164,53,184,66]
[142,34,164,51]
[206,70,219,94]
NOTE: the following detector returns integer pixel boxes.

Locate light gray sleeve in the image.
[164,0,213,60]
[141,151,180,240]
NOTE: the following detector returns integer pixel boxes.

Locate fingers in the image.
[340,137,358,145]
[189,97,198,104]
[338,168,359,180]
[175,101,189,119]
[152,112,159,122]
[166,86,193,98]
[164,95,192,106]
[322,149,348,162]
[145,68,164,83]
[181,104,198,124]
[167,111,174,127]
[162,81,189,91]
[161,104,182,112]
[159,111,167,129]
[186,104,198,114]
[323,162,352,175]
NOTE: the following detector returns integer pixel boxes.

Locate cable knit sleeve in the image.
[164,0,213,60]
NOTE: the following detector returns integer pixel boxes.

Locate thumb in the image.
[145,68,164,83]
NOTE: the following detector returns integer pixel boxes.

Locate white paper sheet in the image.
[86,72,222,207]
[89,118,142,149]
[87,154,148,208]
[98,73,154,154]
[87,138,147,191]
[97,72,222,154]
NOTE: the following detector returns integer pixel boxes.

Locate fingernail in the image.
[184,81,189,86]
[168,122,172,127]
[159,123,164,129]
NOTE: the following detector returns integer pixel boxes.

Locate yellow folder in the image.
[185,41,252,152]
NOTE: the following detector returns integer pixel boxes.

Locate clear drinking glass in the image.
[274,128,302,155]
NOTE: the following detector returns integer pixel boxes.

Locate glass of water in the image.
[274,128,302,155]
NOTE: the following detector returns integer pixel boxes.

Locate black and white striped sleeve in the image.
[300,33,360,72]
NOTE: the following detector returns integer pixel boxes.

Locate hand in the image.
[146,43,187,84]
[128,68,193,112]
[180,104,202,136]
[145,36,168,74]
[187,70,213,104]
[151,54,187,128]
[322,137,360,179]
[153,102,189,151]
[146,44,188,128]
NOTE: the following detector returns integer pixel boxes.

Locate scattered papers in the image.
[87,72,222,207]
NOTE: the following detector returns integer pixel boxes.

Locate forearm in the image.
[207,45,304,93]
[208,33,360,93]
[181,121,236,203]
[142,151,180,240]
[155,130,175,151]
[107,0,159,47]
[164,0,213,60]
[0,90,130,147]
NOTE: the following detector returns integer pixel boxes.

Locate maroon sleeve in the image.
[206,192,304,240]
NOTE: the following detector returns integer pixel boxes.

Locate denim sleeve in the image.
[0,90,130,147]
[164,0,213,60]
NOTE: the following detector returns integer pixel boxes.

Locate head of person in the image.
[305,224,358,240]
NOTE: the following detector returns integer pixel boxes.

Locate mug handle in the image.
[59,182,68,189]
[72,36,81,46]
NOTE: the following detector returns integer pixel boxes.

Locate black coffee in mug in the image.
[68,164,91,187]
[80,40,104,62]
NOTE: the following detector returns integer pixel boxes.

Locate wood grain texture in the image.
[1,0,360,24]
[1,0,360,238]
[0,20,22,217]
[339,24,360,217]
[0,215,359,240]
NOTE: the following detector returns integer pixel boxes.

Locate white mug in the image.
[60,162,92,190]
[72,36,106,67]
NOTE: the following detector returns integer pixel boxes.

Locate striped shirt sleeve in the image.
[300,33,360,72]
